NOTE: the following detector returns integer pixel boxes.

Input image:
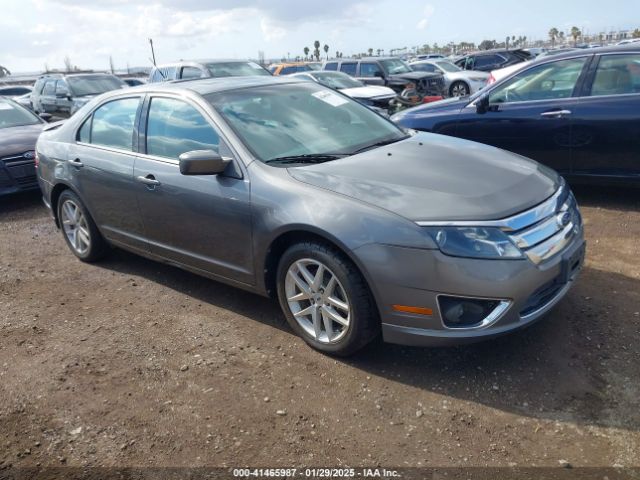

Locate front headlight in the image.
[425,226,523,259]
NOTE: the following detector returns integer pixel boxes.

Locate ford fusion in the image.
[36,77,585,355]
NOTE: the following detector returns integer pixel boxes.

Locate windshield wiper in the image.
[265,154,347,165]
[348,136,408,155]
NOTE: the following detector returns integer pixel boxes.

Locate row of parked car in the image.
[1,42,637,355]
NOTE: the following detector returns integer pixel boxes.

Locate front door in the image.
[455,56,591,175]
[134,95,254,285]
[69,95,148,252]
[571,52,640,179]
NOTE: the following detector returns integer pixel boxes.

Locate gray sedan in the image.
[410,60,489,96]
[36,77,584,355]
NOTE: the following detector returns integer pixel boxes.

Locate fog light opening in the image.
[438,296,510,329]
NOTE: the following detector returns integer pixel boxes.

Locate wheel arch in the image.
[261,227,382,318]
[449,79,470,96]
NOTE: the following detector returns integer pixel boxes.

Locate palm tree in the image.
[323,44,329,60]
[303,46,309,60]
[548,28,558,47]
[632,28,640,39]
[367,48,373,56]
[313,40,320,61]
[571,26,581,46]
[505,36,510,49]
[559,31,565,44]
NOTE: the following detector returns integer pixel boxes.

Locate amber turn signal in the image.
[392,305,433,316]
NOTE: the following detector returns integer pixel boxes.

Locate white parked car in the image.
[291,71,396,113]
[409,60,489,96]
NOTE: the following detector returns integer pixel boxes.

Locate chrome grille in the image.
[503,185,581,264]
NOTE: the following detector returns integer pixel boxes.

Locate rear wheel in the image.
[276,241,379,356]
[450,81,470,97]
[57,190,108,262]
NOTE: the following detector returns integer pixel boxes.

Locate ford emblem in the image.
[557,211,572,228]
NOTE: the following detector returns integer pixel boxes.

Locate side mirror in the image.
[374,71,384,78]
[476,95,490,114]
[39,113,52,122]
[178,150,231,176]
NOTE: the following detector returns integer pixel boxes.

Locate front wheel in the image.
[57,190,109,262]
[276,241,379,356]
[450,81,470,97]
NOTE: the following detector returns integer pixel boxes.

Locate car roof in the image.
[110,75,307,97]
[153,59,256,68]
[527,43,640,64]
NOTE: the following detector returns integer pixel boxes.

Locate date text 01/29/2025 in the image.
[232,468,401,478]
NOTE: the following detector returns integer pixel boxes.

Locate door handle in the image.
[136,174,161,187]
[68,158,84,167]
[540,110,572,118]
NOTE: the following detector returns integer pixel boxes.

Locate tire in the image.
[57,190,109,262]
[449,81,470,97]
[276,241,379,356]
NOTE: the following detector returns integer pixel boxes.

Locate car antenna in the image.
[149,38,165,79]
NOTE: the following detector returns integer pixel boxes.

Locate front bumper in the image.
[0,156,39,195]
[353,232,585,347]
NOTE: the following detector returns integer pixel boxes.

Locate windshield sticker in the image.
[0,102,15,110]
[312,90,348,107]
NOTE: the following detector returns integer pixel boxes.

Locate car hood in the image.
[340,85,396,98]
[0,123,43,157]
[288,133,559,222]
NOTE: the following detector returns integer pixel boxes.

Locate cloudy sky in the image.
[1,0,637,72]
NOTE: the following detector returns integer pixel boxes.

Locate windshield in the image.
[0,99,40,128]
[67,75,125,96]
[436,61,461,73]
[311,72,363,89]
[206,83,405,163]
[380,59,412,75]
[206,61,270,77]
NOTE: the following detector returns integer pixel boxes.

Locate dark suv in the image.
[148,60,271,83]
[322,57,445,96]
[32,73,126,117]
[454,49,533,72]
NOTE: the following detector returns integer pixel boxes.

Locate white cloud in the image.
[416,4,435,30]
[260,17,287,42]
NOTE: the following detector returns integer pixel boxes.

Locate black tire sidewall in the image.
[276,242,377,356]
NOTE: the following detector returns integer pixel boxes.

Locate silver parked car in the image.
[410,60,489,96]
[36,76,585,355]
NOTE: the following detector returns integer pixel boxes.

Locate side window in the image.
[181,66,203,80]
[90,97,140,150]
[324,62,338,71]
[280,66,296,75]
[77,117,91,143]
[340,63,357,76]
[359,62,382,77]
[489,57,588,104]
[55,81,69,96]
[475,55,501,69]
[590,54,640,96]
[146,97,220,160]
[42,81,56,95]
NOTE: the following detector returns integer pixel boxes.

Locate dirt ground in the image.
[0,185,639,470]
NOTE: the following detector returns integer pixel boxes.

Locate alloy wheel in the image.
[451,83,469,97]
[60,199,91,255]
[285,258,351,344]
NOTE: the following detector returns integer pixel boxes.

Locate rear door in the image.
[455,56,592,174]
[570,52,640,179]
[69,95,148,252]
[134,94,254,284]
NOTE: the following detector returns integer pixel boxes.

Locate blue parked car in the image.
[393,44,640,183]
